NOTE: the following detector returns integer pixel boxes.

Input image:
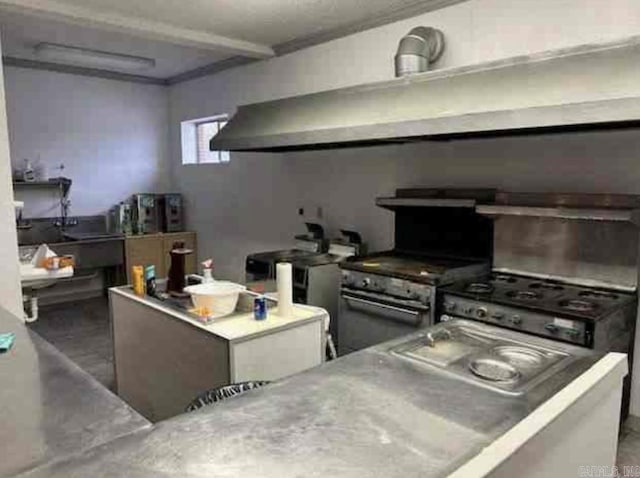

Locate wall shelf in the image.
[476,205,640,225]
[376,197,478,210]
[13,178,72,197]
[13,178,71,188]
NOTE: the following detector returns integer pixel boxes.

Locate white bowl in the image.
[183,281,246,317]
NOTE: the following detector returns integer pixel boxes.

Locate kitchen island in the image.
[110,286,326,420]
[0,304,627,477]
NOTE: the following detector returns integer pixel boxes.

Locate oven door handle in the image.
[342,294,429,326]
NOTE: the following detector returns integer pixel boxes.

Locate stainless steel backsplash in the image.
[493,216,638,290]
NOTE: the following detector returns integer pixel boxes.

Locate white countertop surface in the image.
[110,286,326,343]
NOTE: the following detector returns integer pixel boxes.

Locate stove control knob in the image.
[463,306,474,315]
[444,301,456,312]
[476,307,488,319]
[509,315,521,325]
[492,312,505,321]
[361,278,371,288]
[544,323,558,333]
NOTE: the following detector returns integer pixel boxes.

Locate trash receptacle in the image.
[185,381,270,412]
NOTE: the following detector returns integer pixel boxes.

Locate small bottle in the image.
[254,296,267,321]
[201,259,214,283]
[132,265,145,297]
[145,265,157,297]
[202,268,214,283]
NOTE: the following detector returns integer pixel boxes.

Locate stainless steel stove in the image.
[459,191,640,420]
[440,273,636,350]
[336,188,496,356]
[337,253,490,355]
[245,222,328,282]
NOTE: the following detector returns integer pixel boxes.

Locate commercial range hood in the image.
[211,35,640,152]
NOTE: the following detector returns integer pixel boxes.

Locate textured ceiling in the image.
[50,0,453,46]
[0,0,466,81]
[0,11,228,79]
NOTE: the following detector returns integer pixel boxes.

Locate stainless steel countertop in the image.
[12,325,602,478]
[0,307,150,478]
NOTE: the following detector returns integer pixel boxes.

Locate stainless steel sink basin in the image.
[390,321,573,395]
[62,232,124,241]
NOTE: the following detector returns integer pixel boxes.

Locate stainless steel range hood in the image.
[211,36,640,152]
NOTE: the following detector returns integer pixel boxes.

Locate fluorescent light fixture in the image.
[34,42,156,71]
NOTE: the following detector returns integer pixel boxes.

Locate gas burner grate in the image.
[491,274,517,283]
[506,290,543,301]
[578,290,618,300]
[559,299,599,313]
[465,282,494,294]
[529,282,564,291]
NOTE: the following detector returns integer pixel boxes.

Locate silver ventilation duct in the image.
[394,27,445,77]
[211,35,640,152]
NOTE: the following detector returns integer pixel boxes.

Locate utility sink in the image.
[19,245,74,290]
[20,263,73,289]
[62,232,124,241]
[391,321,573,396]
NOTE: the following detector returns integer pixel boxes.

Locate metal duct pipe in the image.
[394,27,445,77]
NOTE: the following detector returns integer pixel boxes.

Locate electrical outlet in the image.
[298,207,304,216]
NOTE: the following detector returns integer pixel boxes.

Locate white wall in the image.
[169,0,640,282]
[0,40,23,317]
[4,67,171,218]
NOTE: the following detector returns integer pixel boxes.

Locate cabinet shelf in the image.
[13,178,72,196]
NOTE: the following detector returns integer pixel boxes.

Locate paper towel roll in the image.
[276,262,293,318]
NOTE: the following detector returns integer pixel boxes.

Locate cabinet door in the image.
[163,233,197,276]
[125,235,165,282]
[230,320,323,383]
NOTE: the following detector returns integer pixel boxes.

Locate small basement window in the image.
[181,115,229,165]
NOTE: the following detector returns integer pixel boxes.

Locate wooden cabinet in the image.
[125,232,197,281]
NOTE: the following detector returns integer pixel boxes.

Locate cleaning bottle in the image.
[201,259,214,283]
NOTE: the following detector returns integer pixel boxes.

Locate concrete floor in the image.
[29,297,114,390]
[618,422,640,468]
[27,297,640,466]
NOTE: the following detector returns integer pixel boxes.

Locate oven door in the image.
[338,289,431,356]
